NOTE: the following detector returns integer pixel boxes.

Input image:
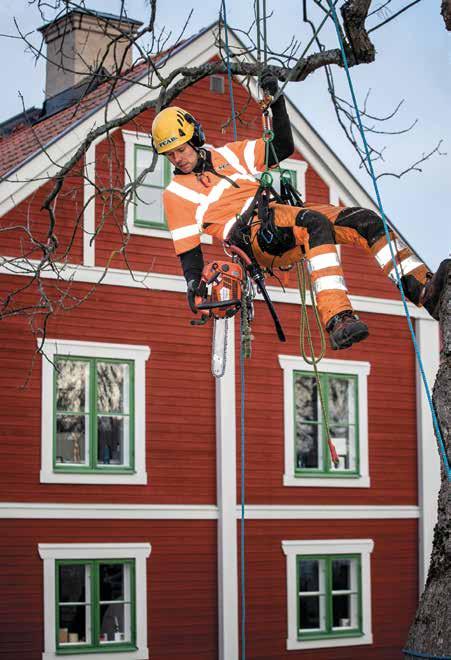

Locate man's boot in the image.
[326,310,369,350]
[420,259,451,321]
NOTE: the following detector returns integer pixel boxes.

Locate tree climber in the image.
[151,71,450,349]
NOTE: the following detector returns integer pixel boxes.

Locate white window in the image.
[122,130,212,243]
[279,356,370,487]
[282,539,374,651]
[270,158,308,200]
[39,543,151,660]
[40,339,150,485]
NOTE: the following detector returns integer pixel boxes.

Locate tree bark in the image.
[405,274,451,657]
[442,0,451,30]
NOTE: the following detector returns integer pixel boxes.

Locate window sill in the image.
[127,223,213,244]
[40,470,148,485]
[283,474,370,488]
[287,633,372,651]
[44,649,148,660]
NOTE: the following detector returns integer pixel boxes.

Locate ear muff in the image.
[184,112,205,149]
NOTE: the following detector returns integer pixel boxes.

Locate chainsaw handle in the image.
[197,298,241,311]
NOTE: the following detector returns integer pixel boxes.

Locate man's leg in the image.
[327,206,451,320]
[250,204,369,350]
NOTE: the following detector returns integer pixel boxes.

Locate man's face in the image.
[165,142,198,173]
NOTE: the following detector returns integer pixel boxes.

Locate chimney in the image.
[38,8,142,99]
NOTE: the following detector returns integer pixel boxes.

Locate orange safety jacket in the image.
[163,139,267,255]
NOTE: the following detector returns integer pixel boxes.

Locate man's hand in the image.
[260,67,279,98]
[187,279,201,314]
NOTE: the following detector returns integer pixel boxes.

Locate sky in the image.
[0,0,449,270]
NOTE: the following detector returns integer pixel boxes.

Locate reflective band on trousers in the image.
[308,252,340,272]
[170,224,200,241]
[388,255,424,282]
[374,239,406,268]
[313,275,348,294]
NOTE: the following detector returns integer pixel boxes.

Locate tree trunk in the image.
[442,0,451,30]
[405,273,451,657]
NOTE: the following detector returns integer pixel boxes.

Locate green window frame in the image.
[53,356,135,474]
[296,554,362,641]
[294,371,359,477]
[134,144,172,229]
[55,559,136,653]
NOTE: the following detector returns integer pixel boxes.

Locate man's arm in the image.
[180,245,205,313]
[260,69,294,165]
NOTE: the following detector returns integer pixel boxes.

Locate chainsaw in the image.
[190,247,286,378]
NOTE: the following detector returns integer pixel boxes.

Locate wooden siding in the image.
[239,519,418,660]
[0,166,84,264]
[0,519,217,660]
[0,275,216,504]
[235,299,418,505]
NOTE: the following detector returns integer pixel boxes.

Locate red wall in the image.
[0,519,217,660]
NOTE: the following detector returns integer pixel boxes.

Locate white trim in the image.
[237,505,419,519]
[415,318,440,591]
[0,503,218,518]
[215,319,239,660]
[0,258,432,319]
[0,502,419,519]
[39,542,151,660]
[121,130,213,244]
[282,539,374,651]
[39,338,150,485]
[83,140,98,267]
[279,355,371,487]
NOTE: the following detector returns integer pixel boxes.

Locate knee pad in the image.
[295,209,335,249]
[335,207,385,247]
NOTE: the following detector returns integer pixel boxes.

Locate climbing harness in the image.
[325,0,451,482]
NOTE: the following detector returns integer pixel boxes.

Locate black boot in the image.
[420,259,451,321]
[326,310,369,350]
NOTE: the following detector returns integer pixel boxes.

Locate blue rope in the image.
[403,650,451,659]
[326,0,451,481]
[221,5,245,659]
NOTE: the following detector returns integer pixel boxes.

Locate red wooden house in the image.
[0,10,441,660]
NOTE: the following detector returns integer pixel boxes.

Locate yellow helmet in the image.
[151,106,205,154]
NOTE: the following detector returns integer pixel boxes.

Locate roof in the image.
[0,25,211,180]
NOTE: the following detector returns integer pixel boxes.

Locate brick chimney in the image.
[38,8,142,99]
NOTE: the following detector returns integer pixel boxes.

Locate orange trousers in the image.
[250,203,429,328]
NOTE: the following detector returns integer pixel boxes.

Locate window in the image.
[54,357,133,472]
[39,543,151,660]
[282,539,374,651]
[269,159,308,200]
[279,356,370,487]
[294,372,358,475]
[210,75,225,93]
[41,339,150,485]
[122,130,212,244]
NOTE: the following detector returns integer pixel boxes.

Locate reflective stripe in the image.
[222,196,255,239]
[374,239,406,268]
[388,256,424,282]
[244,140,259,175]
[171,224,200,241]
[166,181,207,205]
[212,145,247,175]
[195,173,256,225]
[313,275,348,294]
[223,217,238,239]
[308,252,340,272]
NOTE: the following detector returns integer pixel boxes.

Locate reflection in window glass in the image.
[58,564,91,645]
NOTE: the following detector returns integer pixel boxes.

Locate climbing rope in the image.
[297,261,340,467]
[403,650,451,660]
[326,0,451,482]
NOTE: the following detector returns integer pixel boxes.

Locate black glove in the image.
[260,67,279,97]
[187,279,200,314]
